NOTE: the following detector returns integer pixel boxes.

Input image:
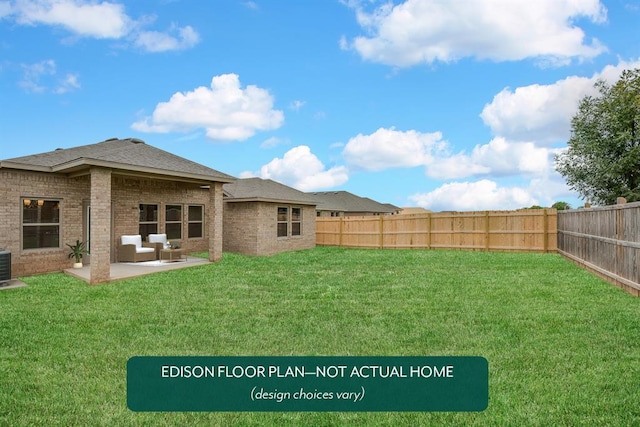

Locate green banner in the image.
[127,356,488,412]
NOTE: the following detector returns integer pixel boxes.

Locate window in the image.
[188,205,204,238]
[277,207,288,237]
[139,204,158,240]
[22,198,60,250]
[165,204,182,240]
[277,206,303,237]
[292,207,301,236]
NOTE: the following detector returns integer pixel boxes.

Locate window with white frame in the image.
[22,198,61,250]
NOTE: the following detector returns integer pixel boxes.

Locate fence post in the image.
[484,211,490,251]
[426,213,431,249]
[543,209,548,252]
[616,197,626,282]
[379,215,384,249]
[339,217,344,247]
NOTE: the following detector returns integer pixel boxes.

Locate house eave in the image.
[0,161,51,173]
[1,158,235,184]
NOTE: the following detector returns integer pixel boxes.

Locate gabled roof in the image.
[309,191,399,214]
[0,137,235,184]
[223,178,317,205]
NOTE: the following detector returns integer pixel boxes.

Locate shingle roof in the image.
[224,178,317,205]
[309,191,399,214]
[0,137,235,183]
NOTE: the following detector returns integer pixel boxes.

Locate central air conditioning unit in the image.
[0,249,11,284]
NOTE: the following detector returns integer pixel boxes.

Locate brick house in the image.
[223,178,317,256]
[310,190,399,217]
[0,138,234,284]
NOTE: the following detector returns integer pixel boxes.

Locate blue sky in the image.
[1,0,639,211]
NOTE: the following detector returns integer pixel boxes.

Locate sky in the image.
[1,0,639,211]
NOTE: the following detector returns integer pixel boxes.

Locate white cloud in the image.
[345,0,607,67]
[18,59,55,93]
[289,100,306,111]
[4,1,200,52]
[0,1,12,18]
[480,60,640,143]
[409,180,538,211]
[251,145,349,191]
[131,73,284,141]
[242,1,259,10]
[53,72,80,93]
[427,137,551,180]
[341,127,550,180]
[13,0,130,38]
[260,136,288,148]
[342,127,446,171]
[18,59,80,94]
[134,25,199,52]
[528,171,576,206]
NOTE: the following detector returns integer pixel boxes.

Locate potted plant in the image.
[66,240,89,268]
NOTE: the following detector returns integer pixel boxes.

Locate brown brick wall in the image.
[111,176,213,260]
[223,201,315,256]
[0,170,88,278]
[90,168,112,284]
[223,202,259,255]
[0,170,218,279]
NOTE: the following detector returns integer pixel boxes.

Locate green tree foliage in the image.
[556,68,640,205]
[551,201,572,210]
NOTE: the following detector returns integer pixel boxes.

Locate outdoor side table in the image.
[159,248,185,263]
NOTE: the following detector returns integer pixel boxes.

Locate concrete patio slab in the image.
[0,279,28,290]
[63,256,210,283]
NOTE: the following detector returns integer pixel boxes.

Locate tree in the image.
[555,68,640,205]
[551,201,572,210]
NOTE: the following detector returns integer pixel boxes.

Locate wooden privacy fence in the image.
[558,200,640,296]
[316,209,557,252]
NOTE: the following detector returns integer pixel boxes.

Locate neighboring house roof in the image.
[382,203,402,214]
[223,178,317,205]
[309,191,399,214]
[398,207,432,215]
[0,137,235,183]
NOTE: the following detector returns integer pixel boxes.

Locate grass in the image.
[1,247,638,426]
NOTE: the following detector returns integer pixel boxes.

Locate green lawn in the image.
[1,247,638,426]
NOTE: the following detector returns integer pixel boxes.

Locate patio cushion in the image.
[148,234,167,244]
[121,235,154,253]
[121,235,142,248]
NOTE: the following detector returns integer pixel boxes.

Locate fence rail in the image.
[557,200,640,296]
[317,209,557,252]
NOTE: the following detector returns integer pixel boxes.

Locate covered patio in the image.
[0,138,235,285]
[63,256,210,283]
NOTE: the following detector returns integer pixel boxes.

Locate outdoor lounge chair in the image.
[146,233,168,259]
[117,235,156,262]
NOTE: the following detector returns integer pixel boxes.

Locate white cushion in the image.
[136,247,155,254]
[148,233,167,244]
[121,235,142,248]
